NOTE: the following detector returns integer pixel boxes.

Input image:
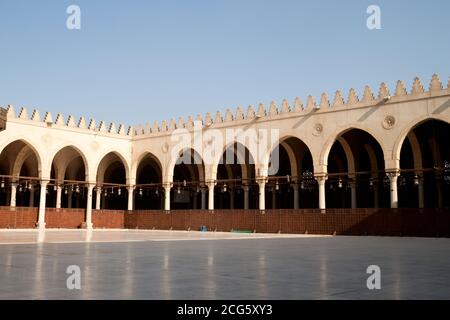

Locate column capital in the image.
[386,170,400,180]
[256,176,268,185]
[385,168,401,175]
[205,180,216,189]
[314,174,328,183]
[162,182,173,190]
[86,182,96,188]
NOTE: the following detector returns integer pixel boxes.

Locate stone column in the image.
[418,177,424,209]
[76,190,81,208]
[67,189,73,209]
[435,175,443,208]
[349,179,357,209]
[5,188,11,206]
[229,188,235,209]
[163,183,172,211]
[29,185,34,208]
[56,185,62,209]
[95,187,101,210]
[271,188,276,209]
[85,184,94,229]
[256,177,267,211]
[387,171,400,208]
[206,181,216,211]
[315,175,327,210]
[10,183,17,208]
[373,185,379,209]
[243,185,250,210]
[37,180,49,230]
[292,184,299,209]
[193,190,197,210]
[200,187,207,210]
[127,186,134,211]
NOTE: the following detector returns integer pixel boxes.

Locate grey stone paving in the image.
[0,230,449,299]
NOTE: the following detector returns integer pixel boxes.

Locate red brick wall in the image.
[0,206,39,228]
[1,206,449,237]
[92,209,126,228]
[128,209,450,237]
[45,208,85,229]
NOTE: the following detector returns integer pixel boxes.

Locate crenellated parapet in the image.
[3,107,134,138]
[2,74,449,140]
[132,74,449,137]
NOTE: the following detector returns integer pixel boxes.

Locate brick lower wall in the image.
[126,209,450,237]
[1,207,449,237]
[45,208,85,229]
[93,209,126,228]
[0,207,39,228]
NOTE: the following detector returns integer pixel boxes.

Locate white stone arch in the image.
[393,115,450,165]
[364,144,380,178]
[95,150,130,185]
[336,137,356,176]
[265,135,314,179]
[132,151,163,184]
[49,144,90,182]
[263,129,314,176]
[167,147,205,184]
[213,141,256,182]
[224,165,233,180]
[320,125,387,170]
[12,145,39,177]
[0,138,43,179]
[166,145,204,183]
[405,132,423,171]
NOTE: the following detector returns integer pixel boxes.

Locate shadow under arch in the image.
[135,152,163,209]
[96,151,129,210]
[171,148,205,210]
[393,116,450,162]
[326,128,387,209]
[0,139,42,207]
[267,136,317,209]
[320,126,387,168]
[215,142,257,209]
[48,145,89,209]
[398,118,450,209]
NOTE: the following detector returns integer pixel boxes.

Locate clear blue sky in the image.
[1,0,449,127]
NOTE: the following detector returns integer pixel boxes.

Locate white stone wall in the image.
[1,74,449,192]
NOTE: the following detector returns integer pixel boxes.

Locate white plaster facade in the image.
[1,74,449,229]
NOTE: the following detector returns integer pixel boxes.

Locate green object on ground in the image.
[231,229,253,233]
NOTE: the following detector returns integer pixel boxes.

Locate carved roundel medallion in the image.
[382,115,396,130]
[312,123,323,136]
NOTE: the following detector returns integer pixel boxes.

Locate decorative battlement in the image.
[132,74,450,136]
[2,74,449,139]
[3,106,134,138]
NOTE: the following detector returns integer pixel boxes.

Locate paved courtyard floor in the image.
[0,229,449,299]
